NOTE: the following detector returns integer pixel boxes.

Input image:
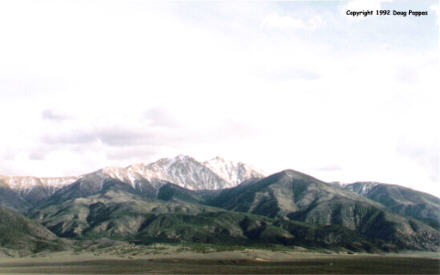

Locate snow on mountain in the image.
[344,182,379,196]
[98,166,142,188]
[0,175,79,205]
[203,156,264,186]
[126,155,230,190]
[0,155,266,199]
[81,155,264,191]
[0,175,78,192]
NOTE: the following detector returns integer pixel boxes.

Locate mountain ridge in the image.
[344,182,440,229]
[0,155,264,206]
[207,169,440,251]
[26,177,395,252]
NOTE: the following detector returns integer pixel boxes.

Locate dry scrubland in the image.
[0,244,438,274]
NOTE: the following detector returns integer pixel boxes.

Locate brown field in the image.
[0,246,438,274]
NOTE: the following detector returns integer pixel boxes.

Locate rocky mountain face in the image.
[123,155,263,190]
[0,156,263,208]
[0,175,79,208]
[344,182,440,229]
[125,155,232,190]
[203,157,264,186]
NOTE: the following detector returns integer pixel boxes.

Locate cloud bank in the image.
[0,0,438,197]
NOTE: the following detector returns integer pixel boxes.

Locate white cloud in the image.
[42,109,72,121]
[431,2,440,25]
[0,1,438,197]
[262,12,324,30]
[344,0,392,11]
[430,2,440,48]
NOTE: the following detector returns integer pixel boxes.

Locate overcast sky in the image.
[0,0,439,196]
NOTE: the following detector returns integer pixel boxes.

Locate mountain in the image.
[39,155,262,206]
[208,170,383,221]
[2,157,440,252]
[28,169,440,251]
[0,175,78,207]
[125,155,231,190]
[0,181,30,213]
[0,206,64,254]
[344,182,440,229]
[0,155,263,209]
[203,156,264,186]
[157,183,205,203]
[28,179,383,252]
[125,155,263,190]
[208,170,440,251]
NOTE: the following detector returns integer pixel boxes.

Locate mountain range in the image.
[0,155,263,210]
[0,155,439,255]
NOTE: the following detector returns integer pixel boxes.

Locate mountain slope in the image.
[28,181,382,252]
[28,171,440,251]
[208,170,440,251]
[344,182,440,229]
[0,175,78,207]
[0,181,30,213]
[0,207,64,253]
[209,170,382,222]
[157,183,205,203]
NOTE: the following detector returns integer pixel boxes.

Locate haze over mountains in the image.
[0,155,439,255]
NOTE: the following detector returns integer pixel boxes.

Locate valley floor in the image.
[0,245,438,274]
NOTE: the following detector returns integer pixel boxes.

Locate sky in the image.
[0,0,439,197]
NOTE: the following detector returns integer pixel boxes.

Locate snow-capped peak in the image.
[1,155,265,193]
[98,166,135,186]
[125,155,263,190]
[203,157,264,186]
[137,155,229,190]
